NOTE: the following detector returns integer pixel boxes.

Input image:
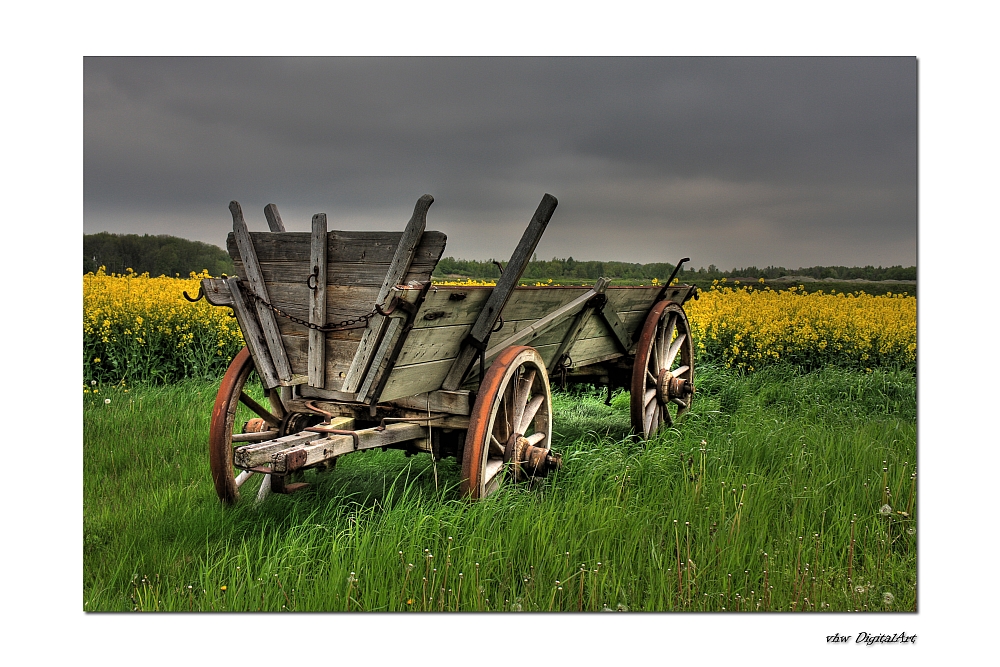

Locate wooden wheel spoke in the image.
[489,434,505,457]
[660,315,676,365]
[664,332,687,369]
[672,364,689,379]
[483,458,504,485]
[644,387,657,407]
[661,405,673,427]
[255,474,272,504]
[519,394,545,434]
[671,396,688,408]
[234,470,255,488]
[511,369,537,436]
[643,399,657,434]
[647,369,657,384]
[525,432,546,447]
[239,391,282,428]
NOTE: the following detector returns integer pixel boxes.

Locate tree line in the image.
[84,233,235,277]
[83,233,916,283]
[433,255,916,282]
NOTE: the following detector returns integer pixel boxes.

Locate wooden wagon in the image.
[197,194,697,503]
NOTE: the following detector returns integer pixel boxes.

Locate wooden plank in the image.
[200,278,232,306]
[229,201,293,383]
[227,230,446,268]
[263,203,286,232]
[271,422,427,473]
[441,193,558,390]
[279,286,423,391]
[599,303,636,354]
[356,316,404,402]
[483,287,598,358]
[553,277,610,365]
[234,432,323,468]
[341,195,434,393]
[388,390,472,416]
[227,277,280,388]
[308,213,328,387]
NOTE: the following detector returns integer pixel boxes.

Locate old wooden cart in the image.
[198,194,696,503]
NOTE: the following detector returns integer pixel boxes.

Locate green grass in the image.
[83,365,915,612]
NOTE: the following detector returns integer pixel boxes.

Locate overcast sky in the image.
[84,57,916,270]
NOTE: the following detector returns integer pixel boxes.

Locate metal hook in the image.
[307,270,319,290]
[182,285,205,302]
[492,260,504,276]
[491,315,505,333]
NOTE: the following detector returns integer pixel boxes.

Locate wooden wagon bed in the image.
[201,194,696,503]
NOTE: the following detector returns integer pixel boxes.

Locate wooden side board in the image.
[376,285,673,401]
[226,229,446,394]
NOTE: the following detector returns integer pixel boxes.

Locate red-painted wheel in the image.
[461,346,553,499]
[630,301,694,439]
[209,347,286,503]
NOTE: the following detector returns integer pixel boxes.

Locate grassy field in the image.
[83,363,916,612]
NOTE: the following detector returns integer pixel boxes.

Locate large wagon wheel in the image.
[630,301,694,439]
[461,346,559,499]
[209,347,286,504]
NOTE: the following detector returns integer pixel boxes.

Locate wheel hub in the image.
[504,433,563,481]
[657,368,694,404]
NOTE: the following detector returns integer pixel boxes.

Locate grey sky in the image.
[84,57,916,270]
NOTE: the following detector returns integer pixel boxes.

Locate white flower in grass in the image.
[104,398,111,405]
[882,592,894,606]
[879,504,892,516]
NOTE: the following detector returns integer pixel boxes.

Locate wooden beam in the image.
[308,213,328,387]
[599,302,635,354]
[483,286,598,358]
[229,201,293,383]
[440,193,558,391]
[341,194,434,393]
[271,422,427,472]
[552,277,610,366]
[388,390,472,416]
[263,203,286,232]
[227,277,280,388]
[234,432,323,468]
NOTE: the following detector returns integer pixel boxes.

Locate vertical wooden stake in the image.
[264,203,286,232]
[230,201,293,383]
[341,194,434,393]
[308,213,328,387]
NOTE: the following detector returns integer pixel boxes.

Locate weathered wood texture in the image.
[308,213,328,387]
[377,285,678,401]
[342,195,433,394]
[269,422,428,472]
[440,194,557,391]
[264,203,286,232]
[226,224,446,393]
[230,201,293,383]
[227,277,280,388]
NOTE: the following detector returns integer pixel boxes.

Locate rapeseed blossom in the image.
[84,267,244,384]
[686,283,916,372]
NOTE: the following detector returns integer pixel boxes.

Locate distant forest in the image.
[84,233,235,277]
[83,232,915,283]
[433,256,917,282]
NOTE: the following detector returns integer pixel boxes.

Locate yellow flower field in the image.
[84,268,245,384]
[686,282,916,372]
[84,272,916,384]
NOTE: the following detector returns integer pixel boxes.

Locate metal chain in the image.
[245,290,375,332]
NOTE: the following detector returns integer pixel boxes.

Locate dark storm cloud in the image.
[84,57,916,268]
